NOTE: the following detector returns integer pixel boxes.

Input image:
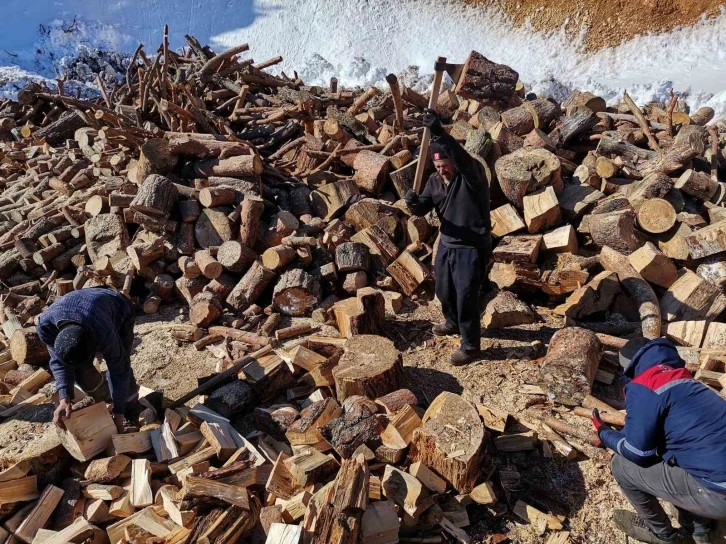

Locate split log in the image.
[386,250,429,296]
[333,289,386,338]
[495,148,561,209]
[600,246,662,338]
[482,291,536,329]
[381,465,433,519]
[542,225,578,254]
[321,396,383,459]
[127,238,165,272]
[538,327,601,406]
[272,269,321,316]
[491,204,526,238]
[660,268,726,322]
[629,242,678,288]
[333,335,403,403]
[684,219,726,260]
[523,186,561,233]
[554,271,620,319]
[409,392,487,494]
[55,402,116,462]
[335,242,370,273]
[311,180,360,221]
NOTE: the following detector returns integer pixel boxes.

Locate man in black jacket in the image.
[406,109,491,365]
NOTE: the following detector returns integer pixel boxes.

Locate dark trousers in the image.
[75,312,139,416]
[612,455,726,537]
[435,244,488,351]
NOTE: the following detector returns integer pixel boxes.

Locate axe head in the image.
[434,61,465,84]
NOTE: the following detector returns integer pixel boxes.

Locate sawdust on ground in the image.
[466,0,724,51]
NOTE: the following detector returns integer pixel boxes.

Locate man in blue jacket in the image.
[593,337,726,543]
[405,109,491,366]
[38,287,139,434]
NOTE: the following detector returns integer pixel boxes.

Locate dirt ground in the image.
[124,281,632,544]
[466,0,725,51]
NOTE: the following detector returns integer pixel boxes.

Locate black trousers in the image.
[435,243,489,351]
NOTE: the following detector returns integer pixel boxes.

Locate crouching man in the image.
[593,337,726,543]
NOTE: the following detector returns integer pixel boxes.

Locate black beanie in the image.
[430,141,448,161]
[55,324,96,367]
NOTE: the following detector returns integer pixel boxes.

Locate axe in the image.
[413,57,464,193]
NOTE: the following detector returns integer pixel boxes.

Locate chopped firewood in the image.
[381,465,434,519]
[409,392,486,494]
[482,291,537,329]
[469,481,497,505]
[55,401,116,462]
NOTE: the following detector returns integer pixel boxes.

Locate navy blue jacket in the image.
[408,133,491,249]
[601,339,726,493]
[38,288,134,414]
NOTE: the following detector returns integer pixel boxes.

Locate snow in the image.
[1,0,726,116]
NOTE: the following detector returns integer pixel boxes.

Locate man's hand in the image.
[53,398,73,428]
[422,108,444,137]
[405,189,419,209]
[591,408,612,448]
[113,413,126,435]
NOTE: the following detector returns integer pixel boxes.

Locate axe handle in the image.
[413,56,447,194]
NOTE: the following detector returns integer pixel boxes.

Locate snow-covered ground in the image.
[2,0,726,117]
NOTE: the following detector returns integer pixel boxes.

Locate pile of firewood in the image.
[0,25,724,544]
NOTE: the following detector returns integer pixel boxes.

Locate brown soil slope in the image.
[467,0,724,50]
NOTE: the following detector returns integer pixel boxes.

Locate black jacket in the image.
[409,133,491,248]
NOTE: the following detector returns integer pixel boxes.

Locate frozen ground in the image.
[1,0,725,117]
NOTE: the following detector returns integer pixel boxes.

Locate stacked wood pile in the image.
[0,333,530,544]
[0,30,724,542]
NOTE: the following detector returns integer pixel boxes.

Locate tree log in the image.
[353,152,390,195]
[675,169,718,201]
[130,175,178,217]
[538,327,601,406]
[333,334,403,403]
[501,98,559,136]
[272,268,321,316]
[195,208,233,249]
[217,240,257,273]
[600,245,662,338]
[636,198,676,234]
[455,51,518,102]
[227,261,276,311]
[408,392,487,494]
[190,292,223,328]
[195,249,222,279]
[239,195,264,249]
[494,148,561,209]
[10,327,49,366]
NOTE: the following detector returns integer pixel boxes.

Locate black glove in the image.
[405,189,419,209]
[422,108,444,137]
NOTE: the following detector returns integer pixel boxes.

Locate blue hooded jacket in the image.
[600,338,726,493]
